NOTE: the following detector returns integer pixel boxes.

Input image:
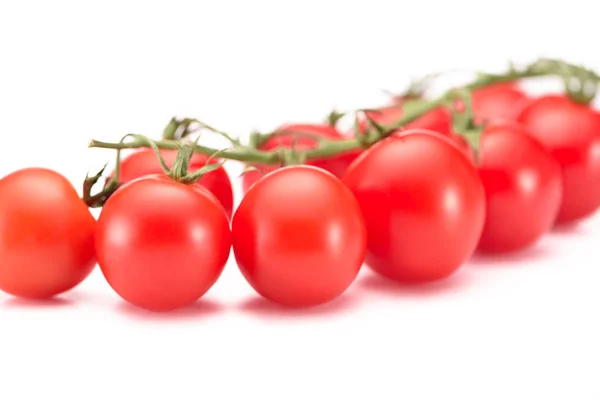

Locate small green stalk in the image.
[88,58,600,168]
[143,135,226,185]
[450,88,485,162]
[82,148,123,208]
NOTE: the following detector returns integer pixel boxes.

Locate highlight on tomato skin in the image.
[232,165,367,307]
[95,174,232,312]
[342,130,486,283]
[241,123,362,193]
[0,168,97,299]
[475,123,563,253]
[516,94,600,224]
[112,148,234,219]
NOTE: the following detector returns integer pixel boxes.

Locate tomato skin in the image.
[241,123,361,193]
[115,149,233,218]
[343,131,485,283]
[361,108,476,160]
[0,168,96,298]
[96,175,231,312]
[516,95,600,223]
[365,105,453,136]
[471,83,530,124]
[476,124,563,253]
[233,166,366,307]
[374,83,528,136]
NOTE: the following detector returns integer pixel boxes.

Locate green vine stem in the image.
[82,148,123,208]
[325,109,346,128]
[88,58,600,166]
[89,133,359,165]
[450,88,485,163]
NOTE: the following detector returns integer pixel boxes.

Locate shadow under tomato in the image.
[357,270,469,299]
[237,291,361,320]
[2,296,76,308]
[469,243,553,268]
[551,221,587,236]
[116,299,225,321]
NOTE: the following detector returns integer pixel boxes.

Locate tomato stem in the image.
[451,88,485,157]
[325,109,346,128]
[82,147,123,208]
[89,58,600,165]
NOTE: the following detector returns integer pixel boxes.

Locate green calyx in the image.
[82,163,120,208]
[143,135,226,185]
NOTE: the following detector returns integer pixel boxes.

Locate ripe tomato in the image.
[471,82,530,124]
[360,105,478,160]
[370,82,527,136]
[242,123,361,193]
[343,130,485,283]
[0,168,96,298]
[364,105,453,136]
[114,149,233,218]
[476,124,563,253]
[516,95,600,223]
[96,175,231,311]
[233,166,366,307]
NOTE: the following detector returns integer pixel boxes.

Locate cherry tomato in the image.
[365,105,453,136]
[370,82,527,136]
[343,130,485,283]
[361,106,477,159]
[471,83,530,124]
[0,168,96,298]
[242,123,361,193]
[233,166,366,307]
[114,149,233,218]
[516,95,600,223]
[96,175,231,311]
[476,124,563,253]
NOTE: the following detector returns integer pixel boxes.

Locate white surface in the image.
[1,1,599,399]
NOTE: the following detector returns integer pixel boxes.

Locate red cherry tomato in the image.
[343,130,485,283]
[233,166,367,307]
[361,106,476,159]
[516,95,600,223]
[115,149,233,218]
[476,124,563,253]
[370,82,528,136]
[96,175,231,311]
[365,105,453,136]
[471,83,530,124]
[0,168,96,298]
[242,123,361,193]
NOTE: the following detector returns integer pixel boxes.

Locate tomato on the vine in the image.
[368,82,528,136]
[471,82,530,124]
[0,168,96,298]
[115,149,233,218]
[361,106,476,159]
[233,166,366,307]
[476,123,563,252]
[343,130,485,283]
[241,123,361,193]
[96,175,231,312]
[516,95,600,223]
[364,105,453,136]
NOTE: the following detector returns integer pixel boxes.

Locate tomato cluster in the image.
[1,70,600,312]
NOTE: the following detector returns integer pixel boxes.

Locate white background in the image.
[1,1,599,399]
